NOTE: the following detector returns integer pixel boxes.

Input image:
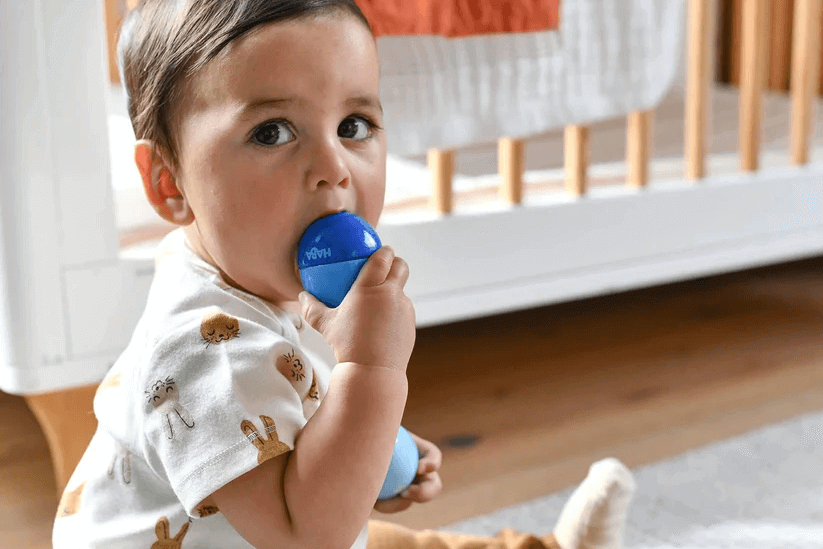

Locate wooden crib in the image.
[2,0,823,499]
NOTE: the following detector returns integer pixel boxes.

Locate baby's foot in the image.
[552,458,636,549]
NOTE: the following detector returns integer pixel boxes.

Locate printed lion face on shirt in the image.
[276,349,306,382]
[200,312,240,345]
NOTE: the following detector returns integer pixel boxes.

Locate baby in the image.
[53,1,635,548]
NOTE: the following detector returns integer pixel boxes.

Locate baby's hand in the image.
[300,246,416,372]
[373,432,443,514]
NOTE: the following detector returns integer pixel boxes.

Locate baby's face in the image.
[173,14,386,310]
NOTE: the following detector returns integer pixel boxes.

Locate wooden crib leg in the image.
[627,111,651,188]
[428,149,455,214]
[25,385,98,496]
[564,126,588,196]
[498,138,524,204]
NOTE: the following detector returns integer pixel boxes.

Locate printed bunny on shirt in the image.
[151,517,190,549]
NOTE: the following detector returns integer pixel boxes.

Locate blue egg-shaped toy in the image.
[298,211,382,308]
[378,425,420,500]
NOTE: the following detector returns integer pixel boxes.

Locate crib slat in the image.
[498,138,524,204]
[685,0,712,180]
[627,111,651,188]
[739,0,770,172]
[790,0,823,165]
[428,149,455,214]
[565,126,588,196]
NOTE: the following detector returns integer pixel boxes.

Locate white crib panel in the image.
[63,262,154,359]
[0,237,11,379]
[378,168,823,327]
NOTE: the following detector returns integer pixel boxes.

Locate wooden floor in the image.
[5,256,823,547]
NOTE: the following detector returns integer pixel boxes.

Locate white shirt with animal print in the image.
[53,229,369,549]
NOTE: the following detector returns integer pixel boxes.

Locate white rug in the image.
[444,409,823,548]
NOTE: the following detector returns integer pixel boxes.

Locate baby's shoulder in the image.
[145,254,296,347]
[135,284,297,380]
[148,298,293,359]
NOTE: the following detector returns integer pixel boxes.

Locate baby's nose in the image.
[306,140,350,190]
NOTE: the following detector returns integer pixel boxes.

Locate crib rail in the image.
[686,0,714,179]
[739,0,769,171]
[426,0,823,213]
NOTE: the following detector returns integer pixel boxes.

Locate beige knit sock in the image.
[552,458,636,549]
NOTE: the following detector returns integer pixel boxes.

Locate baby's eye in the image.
[252,120,295,146]
[339,117,373,140]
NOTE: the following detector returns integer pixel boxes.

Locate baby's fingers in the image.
[298,291,330,333]
[415,441,442,476]
[385,255,410,289]
[401,472,443,503]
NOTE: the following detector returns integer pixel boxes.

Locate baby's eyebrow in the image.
[235,95,383,121]
[346,95,383,115]
[236,97,298,121]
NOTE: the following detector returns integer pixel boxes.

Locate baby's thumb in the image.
[299,291,328,332]
[352,246,394,288]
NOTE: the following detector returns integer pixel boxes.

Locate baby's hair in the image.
[117,0,373,167]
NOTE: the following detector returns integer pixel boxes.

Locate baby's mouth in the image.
[293,252,302,283]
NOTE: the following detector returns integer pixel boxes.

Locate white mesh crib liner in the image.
[376,0,689,157]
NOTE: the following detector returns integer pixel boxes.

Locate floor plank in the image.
[3,256,823,545]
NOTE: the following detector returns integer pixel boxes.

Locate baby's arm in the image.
[210,247,415,549]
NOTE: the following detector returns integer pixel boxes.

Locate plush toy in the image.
[367,457,637,549]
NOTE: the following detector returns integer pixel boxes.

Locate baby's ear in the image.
[134,140,194,226]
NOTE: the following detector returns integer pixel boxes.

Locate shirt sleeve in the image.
[137,303,313,517]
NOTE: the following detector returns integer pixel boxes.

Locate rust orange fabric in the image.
[356,0,561,38]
